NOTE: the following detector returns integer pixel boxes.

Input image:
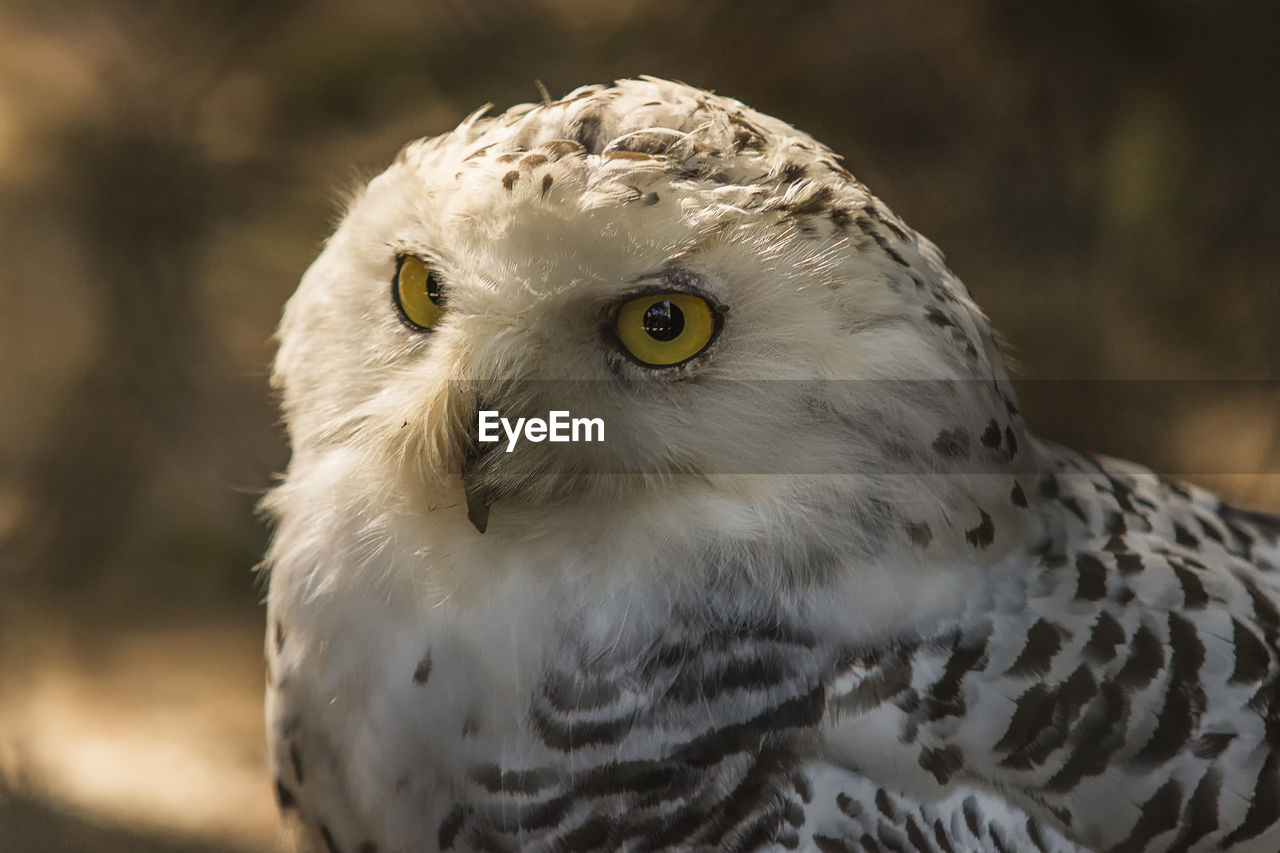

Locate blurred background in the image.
[0,0,1276,849]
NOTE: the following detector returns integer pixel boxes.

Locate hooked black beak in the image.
[461,437,493,534]
[464,477,491,534]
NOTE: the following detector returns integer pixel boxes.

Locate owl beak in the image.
[461,441,491,534]
[464,478,491,534]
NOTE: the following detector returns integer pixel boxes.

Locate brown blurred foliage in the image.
[0,0,1276,848]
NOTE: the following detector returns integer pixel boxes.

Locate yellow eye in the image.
[393,255,446,330]
[615,292,719,367]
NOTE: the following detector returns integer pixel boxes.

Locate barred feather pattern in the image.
[820,445,1280,853]
[268,441,1279,852]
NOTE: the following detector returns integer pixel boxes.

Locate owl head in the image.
[266,78,1034,623]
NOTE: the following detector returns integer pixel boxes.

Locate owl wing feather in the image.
[820,441,1280,852]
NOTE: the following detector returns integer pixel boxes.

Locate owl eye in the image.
[393,254,446,330]
[615,292,719,367]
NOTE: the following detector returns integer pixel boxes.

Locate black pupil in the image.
[641,300,684,341]
[425,271,444,305]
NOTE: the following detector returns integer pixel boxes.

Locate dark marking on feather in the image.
[541,139,585,160]
[1174,522,1200,549]
[603,149,654,161]
[904,817,930,852]
[925,628,989,721]
[1135,614,1204,764]
[1004,426,1018,456]
[934,820,957,853]
[1168,768,1220,852]
[1044,681,1128,792]
[778,162,806,183]
[1006,619,1063,678]
[567,113,605,154]
[1221,751,1280,846]
[919,745,964,785]
[1075,554,1108,601]
[1115,552,1144,574]
[905,521,932,547]
[470,763,558,795]
[437,806,466,850]
[1109,779,1181,853]
[1190,731,1235,759]
[925,307,954,328]
[1229,617,1271,685]
[962,797,982,837]
[412,650,433,685]
[1171,560,1208,609]
[835,791,861,819]
[1083,611,1125,663]
[1025,818,1050,852]
[931,427,970,460]
[1059,497,1088,524]
[786,185,836,217]
[965,509,995,548]
[1117,624,1164,689]
[980,420,1002,448]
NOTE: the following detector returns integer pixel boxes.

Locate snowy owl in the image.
[263,78,1280,852]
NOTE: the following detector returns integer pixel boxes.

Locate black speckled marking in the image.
[835,791,861,819]
[1004,426,1018,456]
[413,649,433,685]
[965,509,995,548]
[1075,554,1108,601]
[931,427,970,461]
[981,420,1002,449]
[905,521,932,547]
[1115,552,1144,574]
[919,745,964,785]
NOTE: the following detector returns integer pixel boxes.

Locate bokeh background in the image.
[1,1,1277,849]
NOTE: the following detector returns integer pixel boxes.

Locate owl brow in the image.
[628,259,701,286]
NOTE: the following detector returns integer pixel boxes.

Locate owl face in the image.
[270,79,1032,605]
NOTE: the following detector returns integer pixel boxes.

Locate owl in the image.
[262,78,1280,852]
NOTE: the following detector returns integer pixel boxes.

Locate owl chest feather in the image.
[265,448,1280,852]
[267,563,857,851]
